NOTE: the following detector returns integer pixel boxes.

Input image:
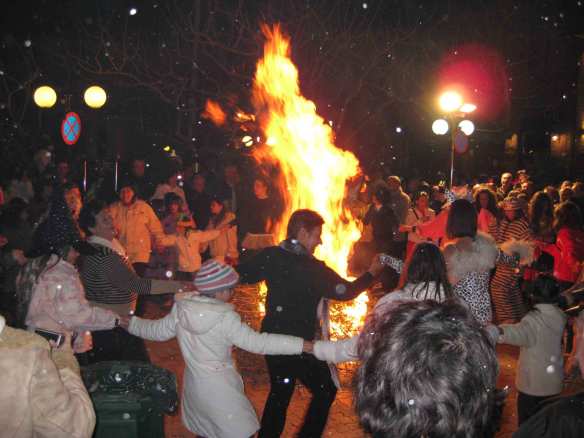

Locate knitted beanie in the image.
[27,186,95,258]
[194,260,239,295]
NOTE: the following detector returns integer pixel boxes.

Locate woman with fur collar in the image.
[402,200,529,325]
[443,199,529,325]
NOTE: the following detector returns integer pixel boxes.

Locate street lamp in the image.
[432,91,476,187]
[33,86,57,108]
[83,86,107,109]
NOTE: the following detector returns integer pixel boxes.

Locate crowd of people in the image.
[1,151,584,437]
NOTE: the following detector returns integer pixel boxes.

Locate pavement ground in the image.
[140,285,581,438]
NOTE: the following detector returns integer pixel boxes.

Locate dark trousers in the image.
[77,327,150,365]
[174,271,194,281]
[517,391,556,425]
[259,353,337,438]
[132,263,149,316]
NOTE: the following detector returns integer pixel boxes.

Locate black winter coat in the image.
[236,245,374,340]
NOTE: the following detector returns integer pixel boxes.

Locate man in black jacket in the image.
[236,209,382,437]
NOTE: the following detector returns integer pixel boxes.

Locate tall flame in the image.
[252,24,367,337]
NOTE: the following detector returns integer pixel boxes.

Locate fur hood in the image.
[443,232,498,285]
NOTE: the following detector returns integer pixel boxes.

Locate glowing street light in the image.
[460,103,477,114]
[33,86,57,108]
[439,91,463,113]
[432,119,449,135]
[458,119,475,136]
[84,86,107,109]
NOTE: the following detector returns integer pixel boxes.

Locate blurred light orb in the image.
[129,7,138,15]
[432,119,449,135]
[460,103,477,113]
[395,126,402,133]
[84,86,107,108]
[439,91,463,112]
[458,119,475,135]
[33,86,57,108]
[242,135,254,147]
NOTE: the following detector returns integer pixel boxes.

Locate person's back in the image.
[499,304,566,394]
[494,275,567,425]
[0,315,95,438]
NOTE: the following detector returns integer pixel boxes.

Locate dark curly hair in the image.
[553,201,583,231]
[474,187,499,219]
[528,191,554,237]
[355,300,504,438]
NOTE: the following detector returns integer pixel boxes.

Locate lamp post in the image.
[432,91,476,187]
[33,84,108,191]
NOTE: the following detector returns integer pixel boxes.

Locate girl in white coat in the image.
[125,260,310,438]
[314,243,457,363]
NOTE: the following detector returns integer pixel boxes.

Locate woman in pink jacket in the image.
[16,189,119,352]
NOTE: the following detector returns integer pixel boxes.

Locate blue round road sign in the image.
[61,112,82,145]
[454,130,469,154]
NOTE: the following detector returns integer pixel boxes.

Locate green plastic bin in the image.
[82,361,178,438]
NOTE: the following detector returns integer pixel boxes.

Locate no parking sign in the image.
[454,129,469,154]
[61,112,82,145]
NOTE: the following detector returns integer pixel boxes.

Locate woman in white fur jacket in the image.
[125,260,310,438]
[315,243,457,363]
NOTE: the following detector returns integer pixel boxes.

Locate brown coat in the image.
[0,316,95,438]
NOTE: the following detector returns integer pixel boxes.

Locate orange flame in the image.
[202,99,227,126]
[251,24,367,338]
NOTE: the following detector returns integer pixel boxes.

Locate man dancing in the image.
[236,209,382,437]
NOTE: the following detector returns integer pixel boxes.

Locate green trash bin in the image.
[82,361,179,438]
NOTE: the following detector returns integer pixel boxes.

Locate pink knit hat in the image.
[194,260,239,295]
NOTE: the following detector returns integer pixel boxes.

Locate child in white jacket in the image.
[314,243,456,363]
[126,260,310,438]
[489,274,567,426]
[173,222,225,280]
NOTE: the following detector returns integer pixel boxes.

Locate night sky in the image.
[1,0,583,180]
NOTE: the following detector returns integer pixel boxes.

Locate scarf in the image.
[278,238,311,257]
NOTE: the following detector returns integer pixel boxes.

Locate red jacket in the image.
[542,228,584,283]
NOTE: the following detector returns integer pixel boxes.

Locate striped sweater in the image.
[80,243,152,306]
